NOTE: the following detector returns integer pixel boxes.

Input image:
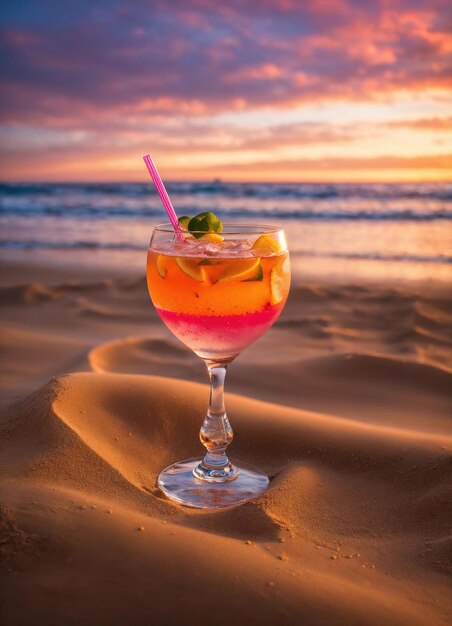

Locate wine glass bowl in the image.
[147,224,290,508]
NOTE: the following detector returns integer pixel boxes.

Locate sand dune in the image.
[1,264,451,625]
[1,371,451,625]
[89,338,451,434]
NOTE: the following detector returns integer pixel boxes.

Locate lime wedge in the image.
[175,257,206,282]
[252,234,282,255]
[178,216,191,230]
[188,212,223,238]
[156,255,167,278]
[217,258,261,282]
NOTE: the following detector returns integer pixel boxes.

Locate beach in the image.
[1,251,451,626]
[2,0,452,619]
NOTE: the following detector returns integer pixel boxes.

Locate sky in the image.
[0,0,451,182]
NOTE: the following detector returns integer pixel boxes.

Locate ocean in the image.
[1,181,451,286]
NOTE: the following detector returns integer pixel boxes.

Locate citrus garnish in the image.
[156,254,167,278]
[252,234,282,255]
[198,258,224,266]
[199,233,224,245]
[175,257,206,282]
[178,216,191,230]
[188,212,223,239]
[270,257,290,304]
[242,264,263,282]
[217,258,261,282]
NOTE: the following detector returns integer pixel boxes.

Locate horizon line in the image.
[1,178,451,186]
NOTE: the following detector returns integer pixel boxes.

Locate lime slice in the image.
[252,234,282,255]
[198,258,224,266]
[242,265,263,282]
[156,255,167,278]
[178,216,191,230]
[217,258,261,282]
[175,257,206,282]
[270,258,290,304]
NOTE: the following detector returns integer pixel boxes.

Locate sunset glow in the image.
[0,0,451,182]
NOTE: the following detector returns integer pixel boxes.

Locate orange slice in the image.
[217,257,261,282]
[270,257,290,304]
[252,234,282,255]
[175,257,206,282]
[199,233,224,245]
[156,254,168,278]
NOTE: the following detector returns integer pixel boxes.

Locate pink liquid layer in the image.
[156,304,283,359]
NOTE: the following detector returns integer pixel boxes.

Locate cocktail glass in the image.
[147,224,290,508]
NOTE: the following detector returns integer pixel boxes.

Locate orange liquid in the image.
[147,251,290,315]
[147,250,290,359]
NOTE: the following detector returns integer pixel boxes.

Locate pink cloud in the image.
[1,0,450,127]
[0,0,451,182]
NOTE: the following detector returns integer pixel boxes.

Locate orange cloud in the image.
[1,0,451,182]
[386,117,452,130]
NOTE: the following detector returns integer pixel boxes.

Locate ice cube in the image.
[226,239,254,257]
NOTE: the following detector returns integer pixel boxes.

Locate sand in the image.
[0,258,451,626]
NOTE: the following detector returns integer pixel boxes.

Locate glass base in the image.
[157,458,269,509]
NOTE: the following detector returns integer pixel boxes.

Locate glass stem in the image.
[193,361,239,482]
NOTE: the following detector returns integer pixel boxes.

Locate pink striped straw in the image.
[143,154,184,241]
